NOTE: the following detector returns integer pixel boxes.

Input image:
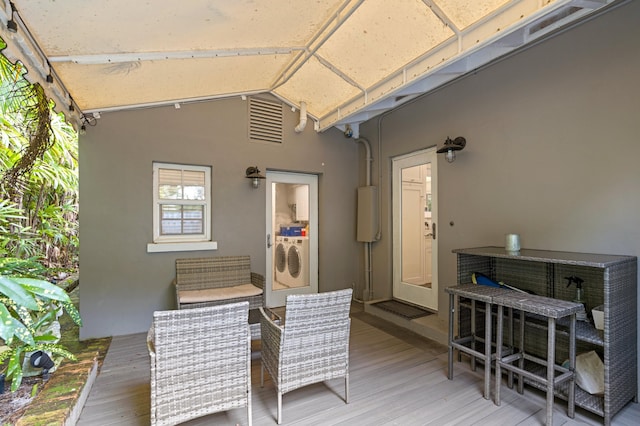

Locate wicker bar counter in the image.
[452,246,637,426]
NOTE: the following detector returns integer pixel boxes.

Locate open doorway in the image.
[392,148,438,311]
[264,171,318,307]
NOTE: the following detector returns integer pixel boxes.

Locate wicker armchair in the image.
[259,289,352,424]
[148,302,252,426]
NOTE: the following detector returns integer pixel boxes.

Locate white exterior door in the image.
[392,148,438,311]
[265,171,318,307]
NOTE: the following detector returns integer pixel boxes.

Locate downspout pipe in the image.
[294,101,307,133]
[355,137,374,301]
[356,137,372,186]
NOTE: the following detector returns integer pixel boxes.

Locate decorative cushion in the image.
[178,283,262,304]
[472,272,528,294]
[472,272,501,288]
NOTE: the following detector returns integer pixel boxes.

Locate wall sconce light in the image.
[436,136,466,163]
[245,166,265,188]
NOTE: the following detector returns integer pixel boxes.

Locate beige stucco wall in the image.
[359,0,640,389]
[79,96,361,338]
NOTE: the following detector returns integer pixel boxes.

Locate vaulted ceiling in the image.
[0,0,621,134]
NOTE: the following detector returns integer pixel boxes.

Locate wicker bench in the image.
[174,255,264,310]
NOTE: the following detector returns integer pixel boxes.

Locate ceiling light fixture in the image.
[436,136,466,163]
[7,3,18,33]
[7,19,18,32]
[245,166,265,189]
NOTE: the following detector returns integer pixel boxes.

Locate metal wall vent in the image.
[249,97,283,144]
[528,6,583,37]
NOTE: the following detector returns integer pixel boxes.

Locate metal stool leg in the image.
[494,304,504,406]
[517,309,525,394]
[546,317,556,426]
[507,307,514,389]
[470,299,477,371]
[448,292,455,380]
[483,300,492,399]
[568,314,576,419]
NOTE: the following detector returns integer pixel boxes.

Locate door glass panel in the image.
[401,164,432,287]
[272,182,310,292]
[266,171,318,308]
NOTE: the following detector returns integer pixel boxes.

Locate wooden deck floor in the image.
[76,305,639,425]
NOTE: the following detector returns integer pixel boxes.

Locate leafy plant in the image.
[0,37,81,392]
[0,275,82,391]
[0,257,47,278]
[1,36,79,272]
[0,199,37,258]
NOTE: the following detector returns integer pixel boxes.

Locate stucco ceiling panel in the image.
[55,54,293,110]
[274,56,362,118]
[2,0,618,130]
[13,0,347,55]
[434,0,512,29]
[318,0,454,89]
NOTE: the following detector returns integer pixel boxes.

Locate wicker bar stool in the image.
[446,284,513,400]
[494,292,582,425]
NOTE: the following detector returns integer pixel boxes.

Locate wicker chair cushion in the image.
[178,283,262,304]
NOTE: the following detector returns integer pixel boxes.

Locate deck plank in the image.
[77,306,639,425]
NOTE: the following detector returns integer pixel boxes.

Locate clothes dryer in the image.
[274,236,309,288]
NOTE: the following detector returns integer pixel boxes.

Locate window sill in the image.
[146,241,218,253]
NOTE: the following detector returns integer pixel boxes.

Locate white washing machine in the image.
[274,236,309,288]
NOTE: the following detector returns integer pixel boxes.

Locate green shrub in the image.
[0,275,81,391]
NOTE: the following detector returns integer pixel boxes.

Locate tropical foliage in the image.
[0,37,79,274]
[0,37,81,391]
[0,270,82,391]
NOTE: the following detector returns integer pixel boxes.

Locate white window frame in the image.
[146,162,217,253]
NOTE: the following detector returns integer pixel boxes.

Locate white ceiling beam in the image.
[1,14,82,127]
[5,11,50,77]
[270,0,365,89]
[82,88,270,116]
[422,0,461,33]
[570,0,609,7]
[49,47,302,65]
[525,4,597,41]
[315,53,365,91]
[317,0,620,132]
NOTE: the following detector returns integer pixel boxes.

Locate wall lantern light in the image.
[245,166,265,188]
[436,136,466,163]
